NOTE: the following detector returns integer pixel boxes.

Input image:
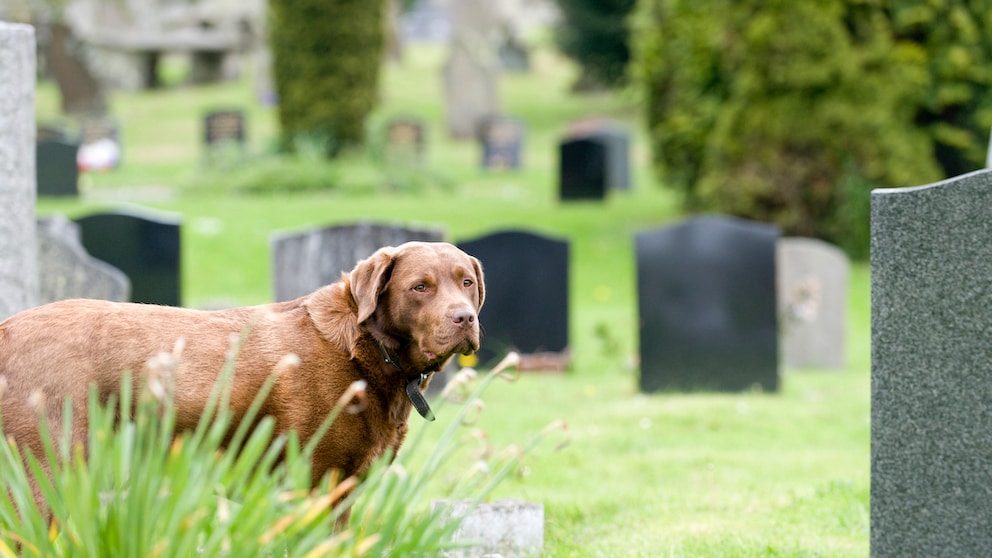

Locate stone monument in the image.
[0,21,39,320]
[872,169,992,556]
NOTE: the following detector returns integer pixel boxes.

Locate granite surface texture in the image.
[871,169,992,556]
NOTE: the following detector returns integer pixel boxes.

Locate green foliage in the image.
[632,0,992,258]
[0,345,535,556]
[554,0,637,89]
[269,0,385,158]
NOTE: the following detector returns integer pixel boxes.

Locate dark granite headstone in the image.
[871,169,992,556]
[76,210,182,306]
[271,222,446,302]
[478,116,524,170]
[636,216,779,392]
[559,137,607,201]
[560,119,631,201]
[36,139,79,196]
[457,230,569,367]
[204,109,246,147]
[385,117,426,166]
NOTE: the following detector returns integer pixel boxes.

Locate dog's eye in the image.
[463,279,474,288]
[413,284,427,292]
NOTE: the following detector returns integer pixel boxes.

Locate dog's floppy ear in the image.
[350,247,395,324]
[470,255,485,311]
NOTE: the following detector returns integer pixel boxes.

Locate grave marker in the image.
[384,117,426,166]
[776,237,848,370]
[559,118,631,201]
[204,109,246,148]
[76,210,182,306]
[271,222,445,302]
[37,215,130,304]
[433,499,544,558]
[478,115,523,170]
[871,169,992,556]
[442,0,500,139]
[458,230,569,368]
[0,21,39,320]
[636,216,779,392]
[36,139,80,196]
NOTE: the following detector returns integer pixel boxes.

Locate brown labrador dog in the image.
[0,241,484,495]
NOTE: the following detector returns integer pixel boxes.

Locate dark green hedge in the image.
[269,0,385,158]
[633,0,992,258]
[554,0,637,89]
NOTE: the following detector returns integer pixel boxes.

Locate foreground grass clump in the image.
[0,344,548,557]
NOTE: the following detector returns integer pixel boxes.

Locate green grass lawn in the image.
[34,43,869,556]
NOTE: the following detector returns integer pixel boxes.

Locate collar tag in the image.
[406,373,436,422]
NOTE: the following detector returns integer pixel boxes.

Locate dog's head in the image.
[349,242,485,369]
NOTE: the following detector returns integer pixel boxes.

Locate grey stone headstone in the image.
[776,237,848,370]
[871,169,992,556]
[442,0,500,139]
[76,209,182,306]
[478,115,523,170]
[432,499,544,558]
[385,117,426,166]
[457,230,569,367]
[636,216,780,392]
[271,222,445,302]
[0,22,39,321]
[37,215,130,304]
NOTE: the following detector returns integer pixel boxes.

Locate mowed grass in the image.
[34,42,869,556]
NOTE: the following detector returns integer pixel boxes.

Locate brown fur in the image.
[0,241,484,496]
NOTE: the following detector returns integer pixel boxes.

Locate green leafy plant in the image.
[0,343,555,556]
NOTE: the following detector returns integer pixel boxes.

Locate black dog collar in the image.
[376,341,436,422]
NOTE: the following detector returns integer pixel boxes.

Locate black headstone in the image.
[559,137,607,201]
[76,210,182,306]
[478,116,524,170]
[36,139,79,196]
[204,110,246,147]
[636,216,779,392]
[559,119,632,201]
[458,230,569,366]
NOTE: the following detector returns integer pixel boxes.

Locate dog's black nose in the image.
[451,308,476,326]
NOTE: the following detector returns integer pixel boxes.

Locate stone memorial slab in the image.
[76,209,182,306]
[478,115,524,170]
[442,0,500,139]
[0,21,39,320]
[433,499,544,558]
[204,109,246,148]
[457,230,569,367]
[776,237,848,370]
[560,118,631,201]
[271,222,445,302]
[871,169,992,556]
[36,139,80,196]
[37,215,130,304]
[385,117,426,166]
[636,216,779,392]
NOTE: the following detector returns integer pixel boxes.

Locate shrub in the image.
[632,0,992,258]
[554,0,637,89]
[269,0,385,158]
